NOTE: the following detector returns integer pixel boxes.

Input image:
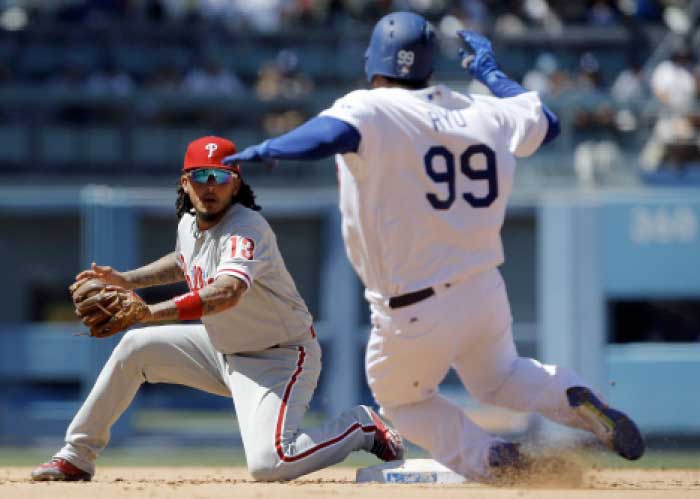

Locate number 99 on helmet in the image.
[364,11,436,84]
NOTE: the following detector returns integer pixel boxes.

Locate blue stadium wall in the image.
[0,186,698,442]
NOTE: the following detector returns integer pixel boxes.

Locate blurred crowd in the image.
[1,0,700,180]
[0,0,674,33]
[508,37,700,183]
[0,1,682,99]
[24,47,317,135]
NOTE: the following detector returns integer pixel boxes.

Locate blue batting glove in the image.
[223,140,277,170]
[223,141,267,164]
[457,30,502,83]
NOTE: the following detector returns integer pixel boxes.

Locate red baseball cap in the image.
[183,136,240,172]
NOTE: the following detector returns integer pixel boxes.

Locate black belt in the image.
[388,287,435,309]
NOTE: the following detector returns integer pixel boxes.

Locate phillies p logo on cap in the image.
[184,136,239,172]
[205,143,218,158]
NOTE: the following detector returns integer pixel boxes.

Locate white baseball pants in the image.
[365,268,590,481]
[55,325,377,480]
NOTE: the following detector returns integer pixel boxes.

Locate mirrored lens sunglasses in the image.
[189,168,237,185]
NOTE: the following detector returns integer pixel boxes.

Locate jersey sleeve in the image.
[496,92,548,158]
[214,224,269,289]
[319,90,375,142]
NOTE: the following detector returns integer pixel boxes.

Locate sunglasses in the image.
[189,168,237,185]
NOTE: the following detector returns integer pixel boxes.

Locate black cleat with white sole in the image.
[567,386,645,461]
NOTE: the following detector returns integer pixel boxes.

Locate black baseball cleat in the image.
[567,386,645,461]
[31,458,92,482]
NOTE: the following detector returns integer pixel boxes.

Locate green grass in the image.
[0,410,382,469]
[0,446,382,468]
[0,447,245,468]
[2,411,698,470]
[580,448,700,470]
[1,446,698,469]
[134,409,330,434]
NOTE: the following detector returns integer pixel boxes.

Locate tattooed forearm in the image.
[143,301,178,323]
[199,275,247,315]
[123,252,185,289]
[141,275,247,324]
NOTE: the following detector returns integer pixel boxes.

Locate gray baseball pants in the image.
[55,325,377,480]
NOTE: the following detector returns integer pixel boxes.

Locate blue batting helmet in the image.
[365,12,436,83]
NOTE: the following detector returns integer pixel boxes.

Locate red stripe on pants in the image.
[274,346,376,462]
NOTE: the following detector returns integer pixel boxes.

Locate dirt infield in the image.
[2,466,700,499]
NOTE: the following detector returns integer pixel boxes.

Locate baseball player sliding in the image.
[31,136,403,482]
[223,12,645,482]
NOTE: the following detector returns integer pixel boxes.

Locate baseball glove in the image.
[70,278,149,338]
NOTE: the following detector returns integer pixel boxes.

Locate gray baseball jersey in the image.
[52,203,382,480]
[176,204,312,353]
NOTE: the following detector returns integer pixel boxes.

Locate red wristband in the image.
[174,291,203,320]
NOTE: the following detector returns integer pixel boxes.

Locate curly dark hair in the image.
[176,177,261,220]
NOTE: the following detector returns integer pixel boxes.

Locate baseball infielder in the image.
[31,136,403,482]
[223,12,645,481]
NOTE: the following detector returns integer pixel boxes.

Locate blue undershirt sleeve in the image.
[258,116,361,160]
[483,71,560,145]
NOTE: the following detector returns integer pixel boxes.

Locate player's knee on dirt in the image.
[247,464,283,482]
[246,449,290,482]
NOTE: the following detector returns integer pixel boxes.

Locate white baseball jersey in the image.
[176,204,313,353]
[320,84,547,300]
